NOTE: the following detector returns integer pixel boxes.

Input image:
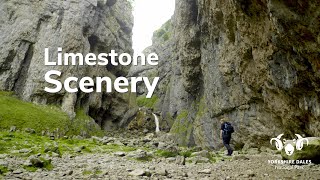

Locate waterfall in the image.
[152,113,160,133]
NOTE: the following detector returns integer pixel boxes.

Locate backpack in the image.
[224,122,234,135]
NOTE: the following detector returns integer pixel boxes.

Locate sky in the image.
[132,0,175,53]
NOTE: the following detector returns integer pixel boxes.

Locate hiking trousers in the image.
[222,134,233,155]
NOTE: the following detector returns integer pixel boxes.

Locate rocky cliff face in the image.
[133,0,320,149]
[0,0,137,130]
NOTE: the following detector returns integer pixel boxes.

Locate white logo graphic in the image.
[270,134,309,156]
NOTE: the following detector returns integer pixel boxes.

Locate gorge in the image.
[0,0,320,150]
[0,0,320,179]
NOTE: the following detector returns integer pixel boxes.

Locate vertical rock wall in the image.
[132,0,320,149]
[0,0,137,130]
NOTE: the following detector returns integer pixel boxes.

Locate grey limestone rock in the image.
[131,0,320,150]
[0,0,137,130]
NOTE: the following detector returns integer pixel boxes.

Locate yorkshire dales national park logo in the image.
[270,134,309,156]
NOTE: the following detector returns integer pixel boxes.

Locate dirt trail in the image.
[3,150,320,179]
[1,131,319,180]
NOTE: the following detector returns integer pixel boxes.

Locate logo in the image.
[270,134,309,156]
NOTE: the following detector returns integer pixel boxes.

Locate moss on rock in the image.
[127,109,156,132]
[170,110,193,146]
[136,95,159,109]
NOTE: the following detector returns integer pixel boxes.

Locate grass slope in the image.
[0,91,103,136]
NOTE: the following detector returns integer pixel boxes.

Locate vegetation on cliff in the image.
[0,91,103,136]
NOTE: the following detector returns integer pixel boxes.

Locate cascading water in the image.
[152,113,160,133]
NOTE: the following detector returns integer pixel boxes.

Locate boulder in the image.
[19,149,32,154]
[155,168,168,176]
[198,169,211,174]
[186,156,210,164]
[127,149,148,160]
[114,152,126,157]
[175,155,185,165]
[191,150,209,158]
[129,169,151,177]
[29,158,44,168]
[9,126,16,132]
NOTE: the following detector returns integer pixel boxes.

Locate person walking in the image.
[220,118,234,156]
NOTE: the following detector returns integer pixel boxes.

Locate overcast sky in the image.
[132,0,175,53]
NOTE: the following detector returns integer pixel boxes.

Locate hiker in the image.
[220,118,234,156]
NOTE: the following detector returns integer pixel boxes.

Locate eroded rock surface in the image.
[131,0,320,149]
[0,0,137,129]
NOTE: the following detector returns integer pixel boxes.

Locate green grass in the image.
[0,91,104,136]
[23,157,53,172]
[82,170,92,175]
[179,150,193,158]
[136,95,159,108]
[133,155,154,162]
[156,150,178,158]
[0,131,137,157]
[82,170,103,175]
[23,166,38,172]
[40,157,54,170]
[156,149,196,158]
[0,165,8,175]
[0,131,141,171]
[0,91,69,132]
[67,109,104,137]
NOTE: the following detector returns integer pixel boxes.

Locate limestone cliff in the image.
[0,0,137,130]
[133,0,320,149]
